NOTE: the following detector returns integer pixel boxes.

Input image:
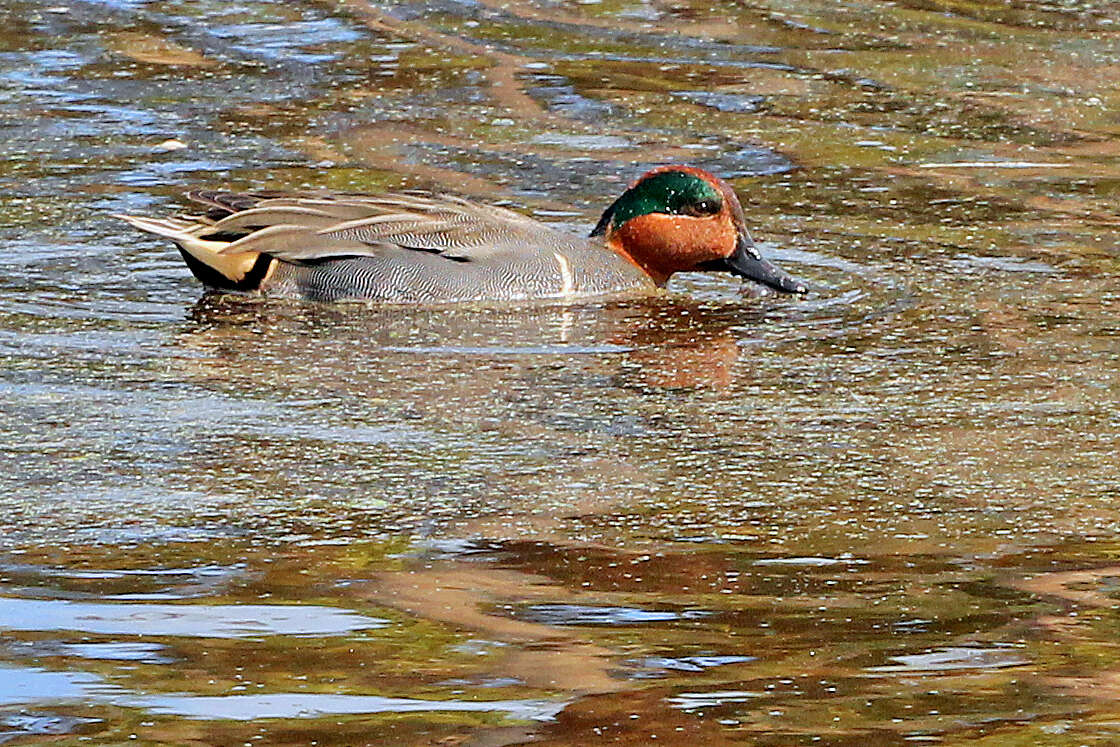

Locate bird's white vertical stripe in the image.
[553,251,574,295]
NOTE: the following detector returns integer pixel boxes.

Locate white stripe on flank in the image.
[553,251,574,296]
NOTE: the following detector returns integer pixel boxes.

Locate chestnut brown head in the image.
[593,166,806,293]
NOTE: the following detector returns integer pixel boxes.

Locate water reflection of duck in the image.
[177,294,755,393]
[117,167,807,303]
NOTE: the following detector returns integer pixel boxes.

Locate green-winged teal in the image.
[116,166,807,303]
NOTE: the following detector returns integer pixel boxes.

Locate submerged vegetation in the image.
[0,0,1118,743]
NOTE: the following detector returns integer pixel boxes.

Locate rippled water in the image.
[2,0,1120,744]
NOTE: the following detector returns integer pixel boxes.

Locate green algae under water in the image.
[1,0,1119,744]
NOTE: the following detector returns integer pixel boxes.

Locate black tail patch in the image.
[177,248,273,292]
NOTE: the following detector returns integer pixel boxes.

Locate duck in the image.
[116,166,807,303]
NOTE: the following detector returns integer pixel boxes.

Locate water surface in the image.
[2,0,1120,744]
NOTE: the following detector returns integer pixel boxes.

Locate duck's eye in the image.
[681,197,721,217]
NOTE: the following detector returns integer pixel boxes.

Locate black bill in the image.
[705,231,808,294]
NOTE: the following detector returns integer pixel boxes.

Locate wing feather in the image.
[141,190,578,264]
[217,225,383,259]
[204,207,348,234]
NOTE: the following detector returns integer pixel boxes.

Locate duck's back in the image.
[119,191,657,304]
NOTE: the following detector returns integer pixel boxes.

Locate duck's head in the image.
[592,166,807,294]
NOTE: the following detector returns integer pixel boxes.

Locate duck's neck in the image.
[605,235,672,286]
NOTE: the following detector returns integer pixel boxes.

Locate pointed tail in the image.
[114,214,270,290]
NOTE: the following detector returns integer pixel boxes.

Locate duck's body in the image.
[117,167,806,304]
[262,250,656,304]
